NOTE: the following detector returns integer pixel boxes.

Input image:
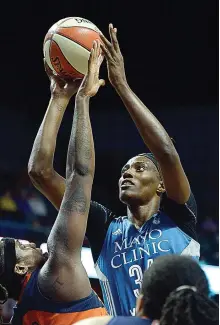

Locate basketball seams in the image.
[55,31,92,52]
[49,39,84,78]
[57,25,100,34]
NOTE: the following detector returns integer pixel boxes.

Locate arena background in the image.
[0,0,218,321]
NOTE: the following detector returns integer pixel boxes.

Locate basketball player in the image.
[0,40,107,325]
[73,255,219,325]
[28,25,200,316]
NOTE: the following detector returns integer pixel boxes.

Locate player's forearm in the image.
[49,95,95,255]
[28,96,69,177]
[114,82,177,161]
[66,94,95,180]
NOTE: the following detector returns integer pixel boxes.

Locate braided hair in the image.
[160,287,218,325]
[141,255,218,325]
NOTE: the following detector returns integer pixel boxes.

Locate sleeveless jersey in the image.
[12,269,107,325]
[95,211,200,316]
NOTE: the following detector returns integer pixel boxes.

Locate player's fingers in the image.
[99,79,105,87]
[95,40,101,60]
[109,24,121,53]
[56,77,66,88]
[88,47,95,69]
[99,33,113,52]
[44,59,53,76]
[100,43,111,60]
[44,58,62,82]
[98,54,104,67]
[44,59,65,87]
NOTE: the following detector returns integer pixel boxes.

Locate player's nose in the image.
[122,168,134,179]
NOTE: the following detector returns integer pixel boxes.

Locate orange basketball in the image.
[43,17,102,79]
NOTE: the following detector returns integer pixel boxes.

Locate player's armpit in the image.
[159,153,191,204]
[38,256,92,301]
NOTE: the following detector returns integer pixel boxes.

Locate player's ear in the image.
[14,264,28,275]
[136,294,144,316]
[156,181,165,195]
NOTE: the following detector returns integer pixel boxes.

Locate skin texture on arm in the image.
[38,41,105,302]
[100,25,190,204]
[28,63,81,210]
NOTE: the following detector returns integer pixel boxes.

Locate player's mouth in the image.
[121,180,135,188]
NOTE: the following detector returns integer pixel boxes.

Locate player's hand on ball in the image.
[100,24,127,87]
[77,40,105,98]
[44,60,81,100]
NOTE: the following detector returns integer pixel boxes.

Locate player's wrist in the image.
[49,95,70,112]
[113,79,129,92]
[75,92,90,102]
[50,94,70,104]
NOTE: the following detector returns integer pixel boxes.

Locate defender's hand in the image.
[100,24,127,87]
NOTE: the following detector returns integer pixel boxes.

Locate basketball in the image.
[43,17,102,79]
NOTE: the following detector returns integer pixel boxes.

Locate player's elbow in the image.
[28,163,54,185]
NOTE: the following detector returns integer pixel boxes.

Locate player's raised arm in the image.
[100,25,190,204]
[28,62,81,210]
[38,41,105,301]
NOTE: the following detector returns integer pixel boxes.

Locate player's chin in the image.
[119,189,137,204]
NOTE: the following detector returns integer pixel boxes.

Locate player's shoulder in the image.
[109,215,129,226]
[160,191,197,221]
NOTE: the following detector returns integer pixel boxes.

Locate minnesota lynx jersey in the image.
[86,193,199,316]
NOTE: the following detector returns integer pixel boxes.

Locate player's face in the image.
[15,240,46,271]
[119,156,161,205]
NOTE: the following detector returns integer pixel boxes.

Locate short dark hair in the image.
[141,255,218,325]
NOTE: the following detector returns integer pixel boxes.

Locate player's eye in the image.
[136,164,146,172]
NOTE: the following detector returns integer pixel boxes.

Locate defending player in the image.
[0,40,107,325]
[28,25,200,316]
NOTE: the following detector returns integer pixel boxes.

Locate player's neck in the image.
[127,196,160,228]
